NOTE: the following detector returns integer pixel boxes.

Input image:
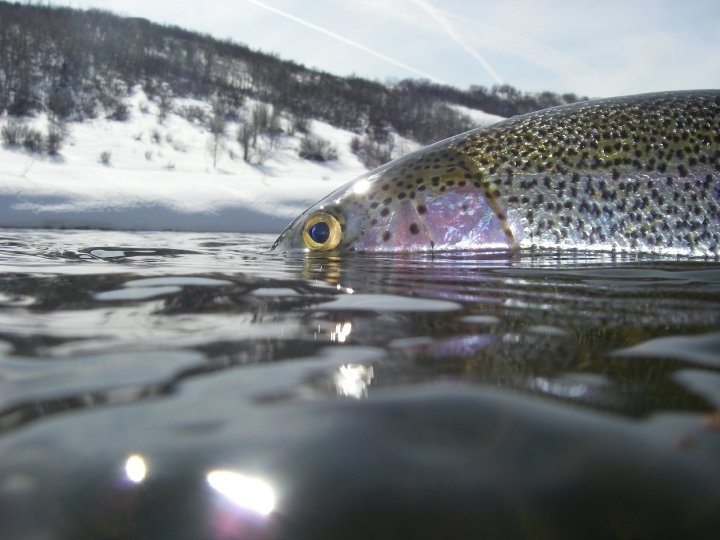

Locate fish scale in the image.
[272,90,720,256]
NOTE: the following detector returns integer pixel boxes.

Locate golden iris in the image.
[302,212,342,250]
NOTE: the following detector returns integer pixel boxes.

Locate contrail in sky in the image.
[408,0,505,85]
[241,0,446,83]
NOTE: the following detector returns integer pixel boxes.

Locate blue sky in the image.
[43,0,720,97]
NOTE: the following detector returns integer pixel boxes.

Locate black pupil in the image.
[309,221,331,244]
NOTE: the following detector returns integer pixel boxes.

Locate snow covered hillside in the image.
[0,89,502,234]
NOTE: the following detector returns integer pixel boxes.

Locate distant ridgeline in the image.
[0,1,584,146]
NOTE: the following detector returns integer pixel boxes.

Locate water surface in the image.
[1,229,719,539]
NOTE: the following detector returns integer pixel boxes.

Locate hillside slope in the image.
[0,87,502,232]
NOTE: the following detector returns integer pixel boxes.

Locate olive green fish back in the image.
[376,91,720,254]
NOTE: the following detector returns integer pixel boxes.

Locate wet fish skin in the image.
[272,90,720,256]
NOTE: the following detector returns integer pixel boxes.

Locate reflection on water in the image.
[206,470,276,516]
[330,321,353,343]
[124,454,148,484]
[0,230,719,539]
[333,363,374,398]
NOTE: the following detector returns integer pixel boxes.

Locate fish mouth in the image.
[271,213,305,252]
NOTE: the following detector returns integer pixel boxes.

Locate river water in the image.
[0,229,719,539]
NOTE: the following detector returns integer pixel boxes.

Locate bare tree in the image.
[208,97,227,167]
[157,82,173,122]
[236,103,282,165]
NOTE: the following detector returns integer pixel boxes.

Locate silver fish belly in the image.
[272,90,720,256]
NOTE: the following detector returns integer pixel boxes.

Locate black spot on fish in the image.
[380,208,390,217]
[409,223,420,235]
[382,231,391,242]
[417,204,427,215]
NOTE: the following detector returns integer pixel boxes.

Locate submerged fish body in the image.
[272,91,720,256]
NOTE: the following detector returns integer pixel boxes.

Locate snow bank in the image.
[448,104,504,127]
[0,90,498,234]
[0,92,368,233]
[0,158,356,233]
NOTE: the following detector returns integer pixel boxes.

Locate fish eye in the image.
[302,212,342,250]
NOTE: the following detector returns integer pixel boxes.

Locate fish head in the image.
[271,139,521,254]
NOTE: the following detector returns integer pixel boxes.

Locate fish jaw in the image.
[270,210,309,253]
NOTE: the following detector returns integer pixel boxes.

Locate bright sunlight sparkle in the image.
[125,454,148,484]
[207,470,276,516]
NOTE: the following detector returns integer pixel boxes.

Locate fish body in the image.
[272,91,720,256]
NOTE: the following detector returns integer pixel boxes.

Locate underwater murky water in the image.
[0,229,719,539]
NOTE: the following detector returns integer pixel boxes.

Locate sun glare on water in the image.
[207,470,276,516]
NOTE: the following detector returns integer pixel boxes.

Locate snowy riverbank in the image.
[0,91,501,233]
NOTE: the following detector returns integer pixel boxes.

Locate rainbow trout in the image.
[272,91,720,256]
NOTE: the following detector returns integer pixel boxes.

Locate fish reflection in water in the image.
[0,231,719,539]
